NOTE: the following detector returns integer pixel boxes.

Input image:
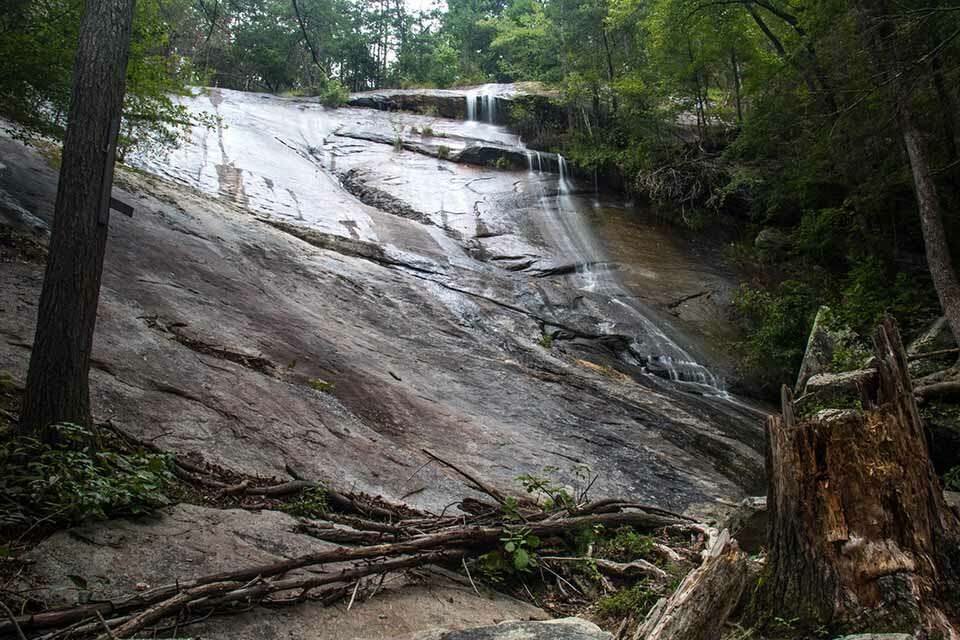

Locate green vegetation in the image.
[308,378,335,392]
[436,145,450,160]
[0,423,173,530]
[595,580,661,617]
[279,485,329,518]
[946,467,960,492]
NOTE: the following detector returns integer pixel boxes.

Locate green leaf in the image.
[504,541,516,553]
[513,548,530,571]
[526,534,541,549]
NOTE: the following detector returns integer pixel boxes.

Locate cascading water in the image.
[522,147,723,390]
[465,85,499,124]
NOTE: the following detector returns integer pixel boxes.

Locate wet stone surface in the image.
[2,87,766,515]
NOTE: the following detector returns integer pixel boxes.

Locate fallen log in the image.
[633,529,747,640]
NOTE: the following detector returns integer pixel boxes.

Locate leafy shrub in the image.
[734,280,818,386]
[421,126,434,137]
[0,423,173,529]
[437,145,450,159]
[303,78,349,107]
[945,466,960,491]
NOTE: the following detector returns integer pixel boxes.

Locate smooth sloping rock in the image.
[0,125,765,515]
[0,185,47,236]
[20,504,547,640]
[391,618,612,640]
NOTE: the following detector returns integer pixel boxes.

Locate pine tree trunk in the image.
[18,0,136,440]
[759,318,960,636]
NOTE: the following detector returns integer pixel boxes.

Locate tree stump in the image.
[759,318,960,636]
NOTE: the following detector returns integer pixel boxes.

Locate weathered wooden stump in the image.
[759,318,960,636]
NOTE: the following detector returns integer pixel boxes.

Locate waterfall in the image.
[465,86,498,124]
[533,153,724,390]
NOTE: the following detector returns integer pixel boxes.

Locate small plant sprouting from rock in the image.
[308,378,335,392]
[539,332,553,349]
[517,467,577,510]
[280,486,329,518]
[421,126,434,137]
[436,144,450,159]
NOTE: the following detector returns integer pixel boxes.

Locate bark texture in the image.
[19,0,136,437]
[760,318,960,636]
[634,529,747,640]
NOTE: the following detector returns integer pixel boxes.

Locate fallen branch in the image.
[634,530,747,640]
[914,381,960,402]
[421,448,509,505]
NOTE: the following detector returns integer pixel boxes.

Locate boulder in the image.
[907,316,956,378]
[721,496,767,554]
[795,306,839,393]
[795,368,875,416]
[908,316,956,355]
[391,618,613,640]
[753,227,790,253]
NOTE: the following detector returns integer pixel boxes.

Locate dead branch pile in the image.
[0,450,688,640]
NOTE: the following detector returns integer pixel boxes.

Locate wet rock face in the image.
[1,85,767,515]
[349,89,469,120]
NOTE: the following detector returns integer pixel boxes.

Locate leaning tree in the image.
[19,0,136,440]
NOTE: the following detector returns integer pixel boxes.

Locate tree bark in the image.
[19,0,136,440]
[634,529,747,640]
[758,318,960,636]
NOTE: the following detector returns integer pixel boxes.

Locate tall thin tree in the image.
[18,0,137,440]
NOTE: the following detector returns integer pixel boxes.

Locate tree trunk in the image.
[851,0,960,348]
[759,318,960,636]
[900,104,960,348]
[19,0,136,441]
